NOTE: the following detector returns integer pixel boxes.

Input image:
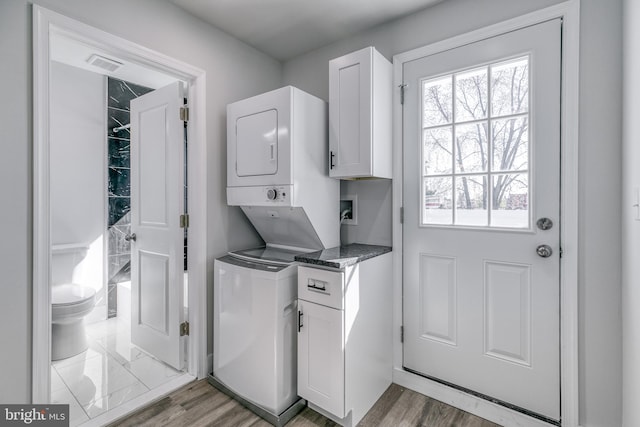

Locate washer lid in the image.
[52,284,96,305]
[230,245,305,265]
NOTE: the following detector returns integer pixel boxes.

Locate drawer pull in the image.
[307,279,329,294]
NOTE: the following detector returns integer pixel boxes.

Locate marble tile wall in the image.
[107,78,153,317]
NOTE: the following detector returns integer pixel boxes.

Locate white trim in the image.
[392,1,580,426]
[32,5,208,404]
[32,5,52,404]
[186,68,209,380]
[557,3,581,426]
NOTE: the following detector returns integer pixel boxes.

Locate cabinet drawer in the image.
[298,266,344,310]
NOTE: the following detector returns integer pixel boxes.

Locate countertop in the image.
[294,243,392,269]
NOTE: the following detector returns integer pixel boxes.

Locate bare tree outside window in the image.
[421,56,530,228]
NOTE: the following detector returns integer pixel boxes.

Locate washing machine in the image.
[211,246,305,425]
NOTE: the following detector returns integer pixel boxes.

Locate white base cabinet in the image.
[297,252,392,426]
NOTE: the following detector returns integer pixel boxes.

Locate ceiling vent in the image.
[87,54,123,72]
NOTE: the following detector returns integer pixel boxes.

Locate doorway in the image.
[49,61,187,424]
[33,6,207,425]
[401,20,561,422]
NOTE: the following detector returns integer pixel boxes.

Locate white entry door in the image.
[130,81,186,370]
[402,20,561,421]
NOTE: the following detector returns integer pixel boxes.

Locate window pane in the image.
[455,175,488,226]
[455,67,488,123]
[423,177,453,225]
[423,76,452,127]
[492,116,528,172]
[491,173,529,228]
[455,122,488,173]
[423,127,453,175]
[491,57,529,117]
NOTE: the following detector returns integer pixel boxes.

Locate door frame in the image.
[391,1,580,426]
[32,5,208,403]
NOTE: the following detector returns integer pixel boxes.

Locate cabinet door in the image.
[297,300,345,417]
[329,48,372,178]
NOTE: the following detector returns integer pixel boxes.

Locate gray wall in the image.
[0,0,280,403]
[578,1,623,425]
[340,180,392,246]
[622,0,639,425]
[282,0,623,425]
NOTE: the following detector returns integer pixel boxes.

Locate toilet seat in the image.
[52,283,95,306]
[51,284,96,320]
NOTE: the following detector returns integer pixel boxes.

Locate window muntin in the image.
[421,56,530,229]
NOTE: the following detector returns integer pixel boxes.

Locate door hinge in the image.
[180,214,189,228]
[180,106,189,122]
[400,325,404,343]
[559,246,563,258]
[180,321,189,336]
[399,83,408,105]
[400,207,404,224]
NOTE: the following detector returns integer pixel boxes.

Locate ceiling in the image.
[169,0,444,61]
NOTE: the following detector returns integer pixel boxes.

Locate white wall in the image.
[283,0,623,425]
[50,61,105,321]
[0,0,281,403]
[622,0,640,425]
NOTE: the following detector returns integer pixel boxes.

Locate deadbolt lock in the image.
[536,217,553,231]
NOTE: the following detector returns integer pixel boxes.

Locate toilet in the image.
[51,244,97,361]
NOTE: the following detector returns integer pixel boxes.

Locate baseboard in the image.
[393,368,557,427]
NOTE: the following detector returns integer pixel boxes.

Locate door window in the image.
[421,56,530,228]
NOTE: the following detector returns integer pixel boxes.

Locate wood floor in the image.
[109,380,502,427]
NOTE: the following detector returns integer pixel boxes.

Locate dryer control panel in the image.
[227,185,293,206]
[266,187,288,202]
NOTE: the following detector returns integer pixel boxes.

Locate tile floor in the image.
[50,314,184,426]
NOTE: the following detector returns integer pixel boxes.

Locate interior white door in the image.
[402,20,561,421]
[130,81,185,370]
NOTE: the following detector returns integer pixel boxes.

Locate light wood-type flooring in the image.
[109,379,502,427]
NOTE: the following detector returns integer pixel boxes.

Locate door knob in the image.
[124,233,137,242]
[536,244,552,258]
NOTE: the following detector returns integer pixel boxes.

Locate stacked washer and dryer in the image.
[210,86,339,425]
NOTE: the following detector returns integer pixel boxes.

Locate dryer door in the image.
[236,109,278,176]
[227,86,293,187]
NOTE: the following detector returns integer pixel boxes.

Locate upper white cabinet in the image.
[329,47,392,179]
